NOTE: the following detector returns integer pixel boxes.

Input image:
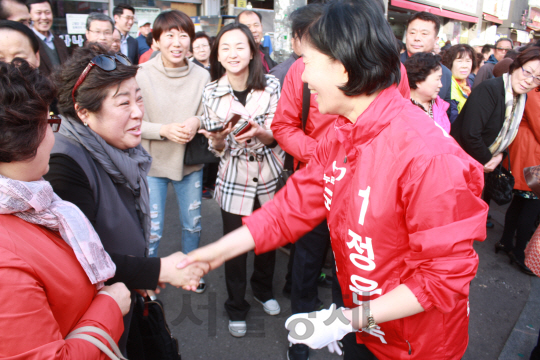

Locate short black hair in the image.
[404,52,442,89]
[0,20,39,53]
[442,44,478,73]
[113,3,134,17]
[406,11,441,35]
[481,44,493,54]
[0,59,56,163]
[86,12,114,31]
[145,31,153,47]
[210,23,265,91]
[495,37,513,49]
[304,0,401,96]
[236,10,262,23]
[152,10,195,43]
[26,0,51,10]
[192,31,212,49]
[0,0,28,20]
[290,3,324,40]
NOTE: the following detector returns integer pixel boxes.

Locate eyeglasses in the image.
[87,29,113,37]
[71,53,132,104]
[48,115,61,132]
[193,44,210,50]
[495,47,511,52]
[120,15,136,21]
[521,67,540,86]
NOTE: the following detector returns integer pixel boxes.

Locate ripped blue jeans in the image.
[147,170,203,257]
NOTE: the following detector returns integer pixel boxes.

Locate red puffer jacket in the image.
[244,86,487,359]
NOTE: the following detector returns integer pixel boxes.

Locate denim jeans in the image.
[147,170,203,257]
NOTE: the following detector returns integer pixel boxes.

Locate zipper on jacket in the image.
[406,340,412,355]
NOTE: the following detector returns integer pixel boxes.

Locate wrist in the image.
[159,124,168,138]
[158,257,171,284]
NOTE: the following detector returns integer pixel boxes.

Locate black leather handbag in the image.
[275,83,310,193]
[127,294,181,360]
[184,133,220,165]
[485,153,515,206]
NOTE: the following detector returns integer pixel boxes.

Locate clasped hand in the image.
[160,117,200,144]
[158,251,210,292]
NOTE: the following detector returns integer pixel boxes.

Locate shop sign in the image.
[483,0,511,20]
[237,0,247,8]
[531,8,540,27]
[410,0,478,16]
[66,13,88,35]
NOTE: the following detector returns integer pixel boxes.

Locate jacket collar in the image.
[334,86,408,150]
[207,74,255,100]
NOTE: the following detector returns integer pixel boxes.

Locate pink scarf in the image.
[0,175,115,288]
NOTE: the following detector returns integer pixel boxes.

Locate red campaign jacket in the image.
[271,59,411,170]
[244,86,487,359]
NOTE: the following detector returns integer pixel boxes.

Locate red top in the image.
[246,86,487,359]
[0,215,124,359]
[271,59,410,170]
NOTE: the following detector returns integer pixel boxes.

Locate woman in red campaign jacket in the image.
[180,1,488,359]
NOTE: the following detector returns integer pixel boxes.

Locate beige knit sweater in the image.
[137,53,210,181]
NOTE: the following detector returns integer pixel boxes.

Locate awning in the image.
[390,0,479,23]
[483,12,503,24]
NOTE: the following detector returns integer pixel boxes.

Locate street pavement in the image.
[154,186,538,360]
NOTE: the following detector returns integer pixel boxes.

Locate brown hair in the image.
[0,59,56,162]
[442,44,478,74]
[152,10,195,43]
[509,46,540,75]
[54,43,138,123]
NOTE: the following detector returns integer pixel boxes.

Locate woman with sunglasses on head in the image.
[0,59,130,359]
[135,11,211,294]
[451,46,540,226]
[198,23,283,338]
[45,43,207,355]
[181,1,488,358]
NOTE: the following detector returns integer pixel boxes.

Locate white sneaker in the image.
[228,320,247,337]
[254,297,281,315]
[195,278,206,294]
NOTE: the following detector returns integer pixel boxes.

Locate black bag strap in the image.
[283,83,310,171]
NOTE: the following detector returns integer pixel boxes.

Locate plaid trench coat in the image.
[202,74,284,216]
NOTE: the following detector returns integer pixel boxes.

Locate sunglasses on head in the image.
[71,53,132,104]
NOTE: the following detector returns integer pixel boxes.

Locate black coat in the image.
[450,76,506,165]
[126,35,139,65]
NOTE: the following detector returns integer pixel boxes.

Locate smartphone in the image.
[232,121,252,136]
[207,125,224,133]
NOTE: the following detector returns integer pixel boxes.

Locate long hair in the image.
[209,23,265,90]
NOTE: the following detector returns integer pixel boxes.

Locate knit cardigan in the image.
[137,53,211,181]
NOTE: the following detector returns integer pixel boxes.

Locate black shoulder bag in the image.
[275,82,310,193]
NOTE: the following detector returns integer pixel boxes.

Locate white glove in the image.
[285,303,353,351]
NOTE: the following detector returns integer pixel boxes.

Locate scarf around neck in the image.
[488,73,527,156]
[0,175,115,288]
[58,116,152,247]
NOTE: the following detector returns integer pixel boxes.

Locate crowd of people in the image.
[1,0,540,359]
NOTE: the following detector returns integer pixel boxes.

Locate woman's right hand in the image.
[198,122,233,151]
[484,153,504,173]
[102,283,131,316]
[160,123,192,144]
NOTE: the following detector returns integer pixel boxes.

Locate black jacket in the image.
[450,76,506,165]
[126,35,139,65]
[260,44,277,72]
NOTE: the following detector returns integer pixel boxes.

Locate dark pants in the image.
[332,262,377,360]
[203,163,219,190]
[288,220,330,314]
[500,194,540,262]
[221,199,276,321]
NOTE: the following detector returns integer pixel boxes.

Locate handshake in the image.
[158,251,211,292]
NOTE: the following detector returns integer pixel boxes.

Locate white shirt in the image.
[32,27,55,50]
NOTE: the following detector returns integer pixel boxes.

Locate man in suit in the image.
[237,10,277,72]
[85,12,114,50]
[113,4,138,64]
[0,0,30,25]
[27,0,68,77]
[401,11,452,105]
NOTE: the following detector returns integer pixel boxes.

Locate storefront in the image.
[387,0,480,45]
[50,0,222,48]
